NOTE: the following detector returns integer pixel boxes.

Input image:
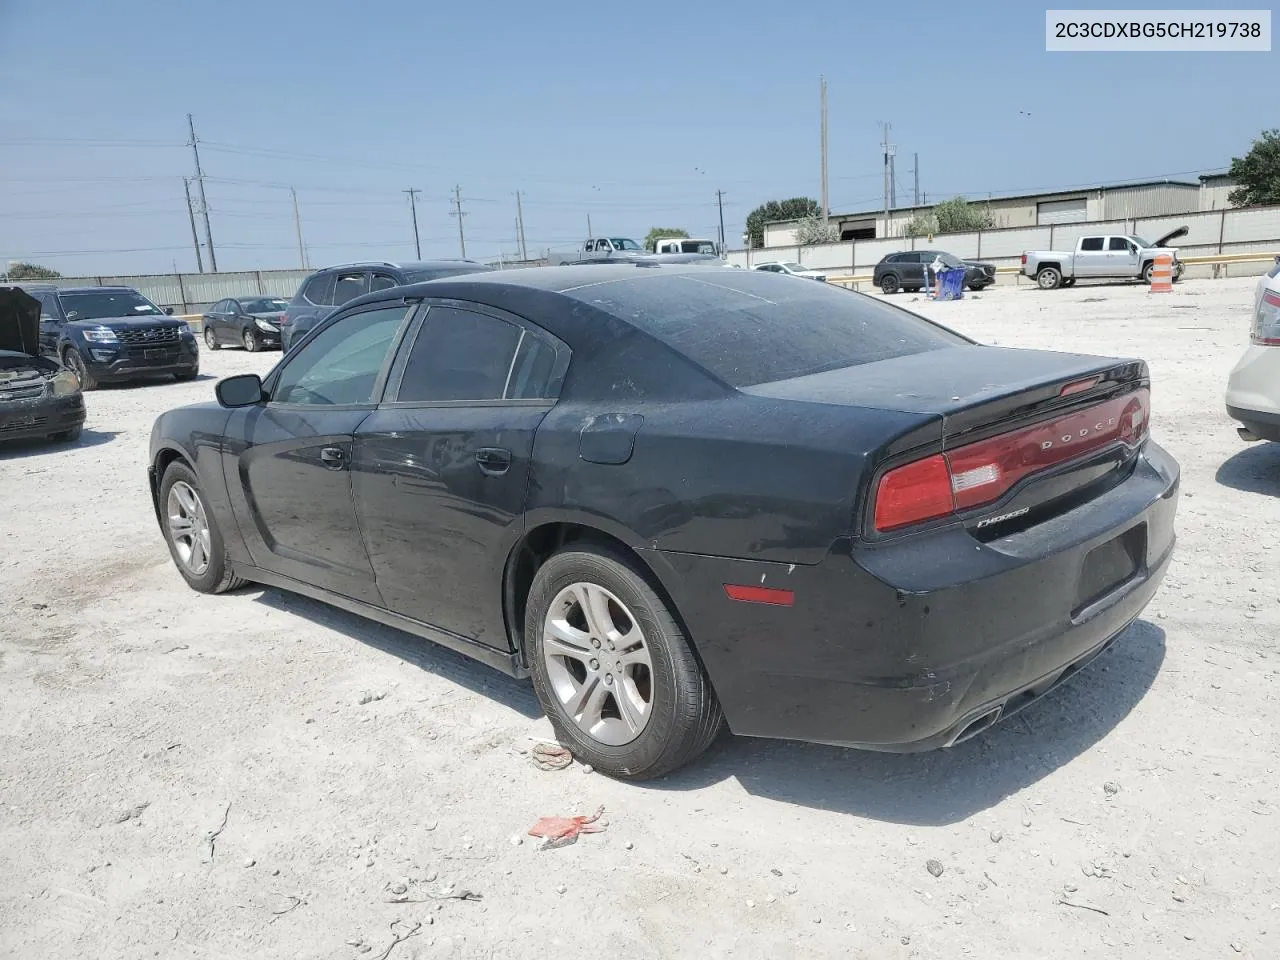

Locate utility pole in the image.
[404,187,422,259]
[516,191,528,261]
[291,188,307,268]
[587,213,593,238]
[183,178,204,273]
[186,113,216,272]
[819,76,829,223]
[450,184,467,259]
[913,152,920,207]
[879,121,892,230]
[890,149,897,210]
[716,189,726,253]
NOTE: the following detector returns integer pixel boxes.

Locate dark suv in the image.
[23,285,199,390]
[873,250,996,295]
[283,260,494,350]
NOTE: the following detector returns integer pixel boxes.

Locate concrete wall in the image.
[730,203,1280,281]
[28,269,312,314]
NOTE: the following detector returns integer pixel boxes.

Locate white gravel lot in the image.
[1,276,1276,960]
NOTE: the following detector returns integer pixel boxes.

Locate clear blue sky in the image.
[0,0,1273,275]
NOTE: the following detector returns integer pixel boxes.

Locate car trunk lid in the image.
[746,344,1150,536]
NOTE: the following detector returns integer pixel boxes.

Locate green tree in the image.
[745,197,821,248]
[933,196,993,234]
[902,213,939,238]
[5,262,61,280]
[643,227,690,252]
[795,215,838,245]
[1227,129,1280,207]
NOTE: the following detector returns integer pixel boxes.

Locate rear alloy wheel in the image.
[204,327,220,350]
[159,461,246,594]
[879,273,901,295]
[1036,266,1062,290]
[526,546,723,779]
[242,328,261,352]
[63,348,97,390]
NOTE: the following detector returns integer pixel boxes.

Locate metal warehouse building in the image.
[764,175,1239,247]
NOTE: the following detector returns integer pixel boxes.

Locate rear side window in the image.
[566,272,969,388]
[334,272,369,304]
[396,307,522,402]
[303,273,335,305]
[371,273,399,292]
[1080,237,1105,251]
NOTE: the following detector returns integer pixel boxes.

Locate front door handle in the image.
[320,446,347,470]
[475,447,512,476]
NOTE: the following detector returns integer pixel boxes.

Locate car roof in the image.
[25,285,139,294]
[315,259,491,273]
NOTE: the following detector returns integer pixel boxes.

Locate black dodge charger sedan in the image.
[147,265,1178,779]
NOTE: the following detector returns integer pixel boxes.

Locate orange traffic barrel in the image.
[1149,252,1173,293]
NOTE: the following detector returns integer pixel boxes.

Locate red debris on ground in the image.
[528,805,606,846]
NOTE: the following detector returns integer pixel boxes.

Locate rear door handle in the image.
[320,446,347,470]
[475,447,512,476]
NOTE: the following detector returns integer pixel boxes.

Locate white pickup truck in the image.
[1021,227,1187,289]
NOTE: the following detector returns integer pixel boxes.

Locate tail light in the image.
[873,388,1150,533]
[1252,290,1280,346]
[1021,254,1027,265]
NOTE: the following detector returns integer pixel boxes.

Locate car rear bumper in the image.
[644,441,1179,751]
[0,393,86,442]
[1227,345,1280,438]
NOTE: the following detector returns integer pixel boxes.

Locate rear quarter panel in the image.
[525,395,932,565]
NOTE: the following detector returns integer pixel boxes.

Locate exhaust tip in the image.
[1238,426,1261,442]
[947,705,1004,747]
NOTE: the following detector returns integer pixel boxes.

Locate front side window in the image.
[272,305,409,406]
[1108,237,1133,252]
[396,307,523,403]
[39,294,61,321]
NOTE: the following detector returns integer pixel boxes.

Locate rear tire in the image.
[158,460,247,594]
[1036,267,1063,290]
[525,545,723,780]
[204,327,220,350]
[879,274,901,295]
[62,348,97,390]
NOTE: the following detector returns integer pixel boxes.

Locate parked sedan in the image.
[202,297,289,352]
[148,265,1178,779]
[875,250,997,294]
[1226,256,1280,441]
[752,260,828,281]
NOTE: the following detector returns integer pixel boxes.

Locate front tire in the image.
[879,273,901,295]
[525,545,723,780]
[62,348,97,390]
[1036,267,1062,290]
[242,328,261,352]
[158,461,246,594]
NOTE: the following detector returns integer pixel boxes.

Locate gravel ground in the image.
[1,276,1276,960]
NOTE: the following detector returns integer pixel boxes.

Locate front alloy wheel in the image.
[167,479,212,577]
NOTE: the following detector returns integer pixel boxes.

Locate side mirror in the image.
[216,373,264,408]
[164,307,175,315]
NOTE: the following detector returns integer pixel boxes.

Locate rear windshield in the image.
[567,271,970,387]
